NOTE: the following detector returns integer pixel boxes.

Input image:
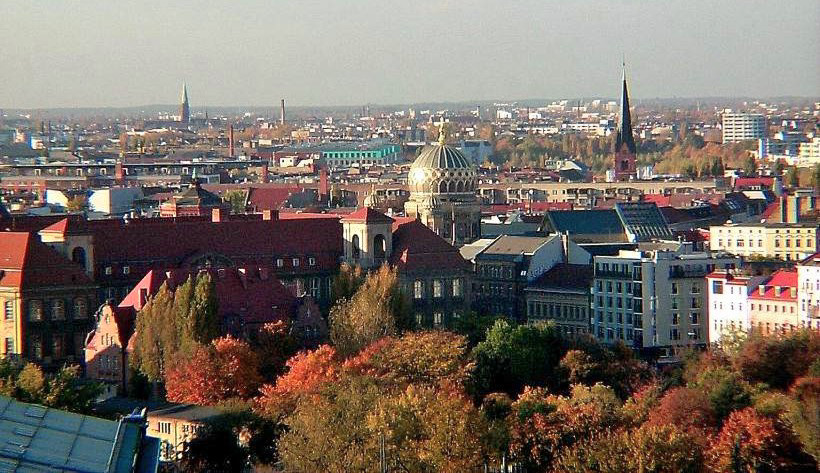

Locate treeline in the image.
[486,131,754,177]
[156,265,818,473]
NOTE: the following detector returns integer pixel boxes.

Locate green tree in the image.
[786,166,800,187]
[743,155,757,176]
[222,190,247,214]
[330,263,365,306]
[66,195,87,212]
[468,320,564,400]
[772,159,784,176]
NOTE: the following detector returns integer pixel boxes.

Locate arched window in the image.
[373,234,386,261]
[352,234,361,259]
[71,247,86,268]
[74,297,88,319]
[439,181,447,193]
[456,181,464,192]
[448,181,456,193]
[52,300,65,320]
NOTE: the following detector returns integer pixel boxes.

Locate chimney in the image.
[115,160,125,184]
[139,288,148,308]
[779,195,787,222]
[280,99,286,125]
[261,164,269,183]
[561,231,569,264]
[790,287,797,298]
[228,125,235,158]
[262,209,274,220]
[212,208,224,222]
[319,166,329,201]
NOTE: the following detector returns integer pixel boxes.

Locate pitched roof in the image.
[341,207,395,224]
[480,235,551,256]
[389,219,469,272]
[748,270,798,301]
[0,232,92,289]
[39,215,343,281]
[246,186,302,211]
[542,209,626,240]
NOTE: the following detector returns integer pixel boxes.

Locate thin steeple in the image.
[615,62,636,154]
[179,82,190,123]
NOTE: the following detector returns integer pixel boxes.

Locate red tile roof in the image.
[247,186,302,211]
[734,177,774,189]
[39,215,343,281]
[389,219,470,273]
[0,232,92,289]
[121,267,296,327]
[748,269,798,301]
[341,207,395,224]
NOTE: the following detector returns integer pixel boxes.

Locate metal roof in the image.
[0,396,157,473]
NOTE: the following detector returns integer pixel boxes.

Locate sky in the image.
[1,0,818,109]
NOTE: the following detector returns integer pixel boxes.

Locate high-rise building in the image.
[613,64,637,181]
[722,113,765,143]
[179,82,190,124]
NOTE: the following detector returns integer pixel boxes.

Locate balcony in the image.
[668,268,709,279]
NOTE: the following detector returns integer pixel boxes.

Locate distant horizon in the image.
[3,94,818,115]
[1,1,817,109]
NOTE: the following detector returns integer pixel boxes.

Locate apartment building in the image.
[722,113,765,144]
[705,270,767,344]
[748,270,800,335]
[591,242,739,355]
[709,223,819,261]
[798,253,820,330]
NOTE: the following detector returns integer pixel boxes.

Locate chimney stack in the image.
[212,208,225,223]
[228,125,235,158]
[319,166,329,201]
[262,209,276,221]
[115,160,125,185]
[280,99,286,125]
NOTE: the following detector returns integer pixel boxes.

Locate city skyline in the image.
[1,0,818,109]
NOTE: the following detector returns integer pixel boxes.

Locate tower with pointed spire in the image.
[613,63,637,181]
[179,82,190,124]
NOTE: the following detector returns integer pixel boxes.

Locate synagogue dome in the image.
[407,143,477,195]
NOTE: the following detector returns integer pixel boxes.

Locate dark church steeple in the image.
[615,63,636,154]
[613,62,637,181]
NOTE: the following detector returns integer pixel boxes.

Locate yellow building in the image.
[709,223,818,261]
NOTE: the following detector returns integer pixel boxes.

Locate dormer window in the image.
[309,257,316,266]
[105,266,113,275]
[123,266,130,275]
[292,258,300,267]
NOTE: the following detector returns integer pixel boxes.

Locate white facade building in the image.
[722,113,765,144]
[705,271,767,344]
[798,253,820,330]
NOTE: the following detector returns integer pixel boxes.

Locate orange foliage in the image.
[165,336,262,405]
[706,407,779,472]
[255,344,341,418]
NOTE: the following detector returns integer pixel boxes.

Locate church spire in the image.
[615,62,636,154]
[179,82,190,123]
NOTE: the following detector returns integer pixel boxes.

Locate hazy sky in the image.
[2,0,818,108]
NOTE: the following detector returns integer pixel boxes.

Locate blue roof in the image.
[544,210,625,236]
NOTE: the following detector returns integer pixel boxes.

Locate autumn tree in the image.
[248,320,298,382]
[166,336,262,405]
[222,189,247,214]
[330,262,365,306]
[507,384,623,471]
[553,424,702,473]
[329,265,409,357]
[0,362,103,414]
[66,195,87,212]
[646,387,718,438]
[787,376,820,462]
[255,344,342,419]
[732,329,820,390]
[706,407,781,473]
[131,283,177,381]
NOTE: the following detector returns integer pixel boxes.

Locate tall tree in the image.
[131,283,175,381]
[329,265,408,357]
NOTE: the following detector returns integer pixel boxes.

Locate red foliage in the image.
[647,387,718,438]
[255,344,341,418]
[165,336,263,405]
[706,407,779,472]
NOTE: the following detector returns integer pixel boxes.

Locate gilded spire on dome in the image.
[438,122,447,145]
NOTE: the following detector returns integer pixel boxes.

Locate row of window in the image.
[26,298,88,322]
[594,280,644,295]
[28,332,86,360]
[527,301,587,322]
[716,238,814,249]
[102,256,320,277]
[412,279,464,300]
